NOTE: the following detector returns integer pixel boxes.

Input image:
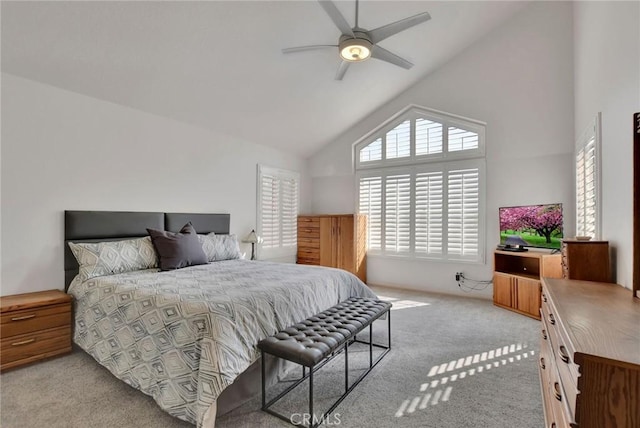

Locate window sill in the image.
[367,253,486,265]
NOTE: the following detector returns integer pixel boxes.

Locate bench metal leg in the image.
[309,369,314,428]
[344,340,349,393]
[261,350,266,409]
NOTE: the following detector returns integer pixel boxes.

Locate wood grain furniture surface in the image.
[493,250,562,319]
[0,289,72,371]
[539,278,640,428]
[561,240,611,283]
[297,214,367,283]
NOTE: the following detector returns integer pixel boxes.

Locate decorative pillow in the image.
[69,237,158,281]
[198,233,217,262]
[147,222,208,270]
[211,234,242,261]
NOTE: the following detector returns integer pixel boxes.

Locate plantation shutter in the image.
[447,168,480,258]
[386,120,411,159]
[414,171,443,255]
[358,176,382,250]
[448,126,479,152]
[280,176,299,248]
[415,118,443,155]
[576,136,597,237]
[258,166,300,254]
[384,174,411,252]
[260,173,280,249]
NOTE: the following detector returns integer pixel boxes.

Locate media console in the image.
[493,250,562,319]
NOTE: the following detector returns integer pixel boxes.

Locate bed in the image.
[64,211,376,427]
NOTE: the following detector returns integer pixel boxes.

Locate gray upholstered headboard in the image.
[64,210,231,290]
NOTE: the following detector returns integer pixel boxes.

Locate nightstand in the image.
[0,290,72,371]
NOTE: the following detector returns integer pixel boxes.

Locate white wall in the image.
[1,73,310,296]
[309,1,575,298]
[573,1,640,288]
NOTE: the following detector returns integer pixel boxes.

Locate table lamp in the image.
[242,229,262,260]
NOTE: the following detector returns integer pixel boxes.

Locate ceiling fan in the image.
[282,0,431,80]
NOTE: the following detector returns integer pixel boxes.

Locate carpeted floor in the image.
[0,286,544,428]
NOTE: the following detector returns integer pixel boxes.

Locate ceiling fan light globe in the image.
[339,38,372,62]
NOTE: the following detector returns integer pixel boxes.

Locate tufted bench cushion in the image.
[258,297,392,367]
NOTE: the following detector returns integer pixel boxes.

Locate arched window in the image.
[355,105,486,262]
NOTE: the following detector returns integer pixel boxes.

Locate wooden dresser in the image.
[0,290,72,371]
[539,278,640,428]
[561,240,611,282]
[297,214,367,283]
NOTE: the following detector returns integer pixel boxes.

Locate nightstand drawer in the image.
[0,303,71,338]
[0,326,71,369]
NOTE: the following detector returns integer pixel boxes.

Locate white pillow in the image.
[198,233,217,262]
[198,233,241,261]
[69,237,158,281]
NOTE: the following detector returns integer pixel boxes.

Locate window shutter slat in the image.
[415,171,443,255]
[447,168,480,257]
[386,120,411,159]
[415,118,443,155]
[384,174,411,252]
[448,127,479,152]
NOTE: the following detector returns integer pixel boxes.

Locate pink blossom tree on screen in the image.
[500,205,562,244]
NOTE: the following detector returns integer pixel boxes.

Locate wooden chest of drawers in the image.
[539,278,640,428]
[297,214,367,283]
[560,240,611,282]
[0,290,72,371]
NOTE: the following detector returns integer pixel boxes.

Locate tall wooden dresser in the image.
[297,214,367,283]
[561,240,611,282]
[539,278,639,428]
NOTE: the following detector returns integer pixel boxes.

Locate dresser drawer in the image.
[297,238,320,249]
[0,326,71,368]
[297,248,320,261]
[298,229,320,239]
[0,303,71,338]
[297,259,320,265]
[298,217,320,227]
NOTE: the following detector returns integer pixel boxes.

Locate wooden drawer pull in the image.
[539,357,545,370]
[558,345,570,363]
[548,313,556,325]
[541,329,547,340]
[11,338,36,346]
[553,382,562,401]
[11,314,36,321]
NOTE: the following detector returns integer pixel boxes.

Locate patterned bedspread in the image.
[68,260,376,426]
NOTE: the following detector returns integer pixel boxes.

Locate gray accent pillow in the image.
[69,237,158,281]
[147,222,208,270]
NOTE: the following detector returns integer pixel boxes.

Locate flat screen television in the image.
[499,203,563,249]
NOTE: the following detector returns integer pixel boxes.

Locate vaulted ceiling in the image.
[2,1,528,157]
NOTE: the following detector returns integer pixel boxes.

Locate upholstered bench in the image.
[258,297,392,428]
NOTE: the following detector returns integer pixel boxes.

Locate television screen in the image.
[499,204,563,249]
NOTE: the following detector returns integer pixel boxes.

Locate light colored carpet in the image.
[0,286,544,427]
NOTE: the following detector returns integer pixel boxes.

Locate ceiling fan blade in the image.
[335,60,351,80]
[282,45,338,54]
[318,0,355,37]
[368,12,431,44]
[371,46,414,69]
